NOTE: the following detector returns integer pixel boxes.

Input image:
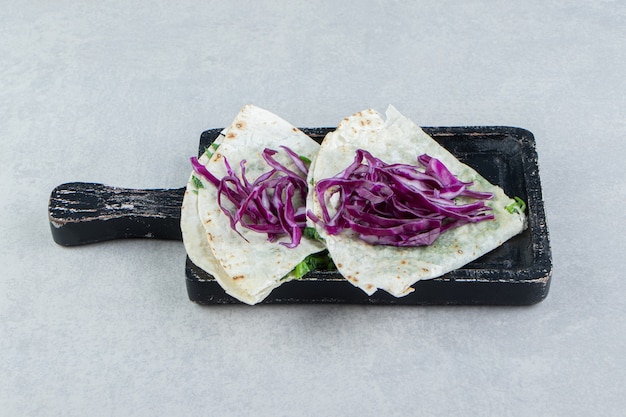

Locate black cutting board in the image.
[49,126,551,305]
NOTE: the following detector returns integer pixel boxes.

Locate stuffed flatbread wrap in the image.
[307,105,526,297]
[181,105,324,304]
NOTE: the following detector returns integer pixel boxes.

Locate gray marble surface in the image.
[1,1,624,416]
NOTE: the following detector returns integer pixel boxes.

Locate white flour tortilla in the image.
[307,105,526,297]
[181,131,263,304]
[182,105,323,304]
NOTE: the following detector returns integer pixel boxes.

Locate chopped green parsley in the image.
[506,196,527,214]
[192,175,204,190]
[204,142,220,159]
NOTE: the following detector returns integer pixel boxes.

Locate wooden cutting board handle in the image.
[48,182,185,246]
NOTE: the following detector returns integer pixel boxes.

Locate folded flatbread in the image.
[307,105,526,297]
[181,105,323,304]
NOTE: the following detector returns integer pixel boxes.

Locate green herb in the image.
[204,142,220,159]
[505,196,527,214]
[293,260,311,280]
[303,226,324,241]
[191,175,204,190]
[299,155,312,164]
[282,250,335,280]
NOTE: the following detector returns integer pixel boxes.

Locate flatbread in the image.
[187,105,323,304]
[307,105,526,297]
[181,131,264,305]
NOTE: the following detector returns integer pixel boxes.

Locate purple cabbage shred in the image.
[191,146,309,248]
[309,149,494,247]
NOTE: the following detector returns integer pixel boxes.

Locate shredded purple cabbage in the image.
[191,146,309,248]
[309,149,494,247]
